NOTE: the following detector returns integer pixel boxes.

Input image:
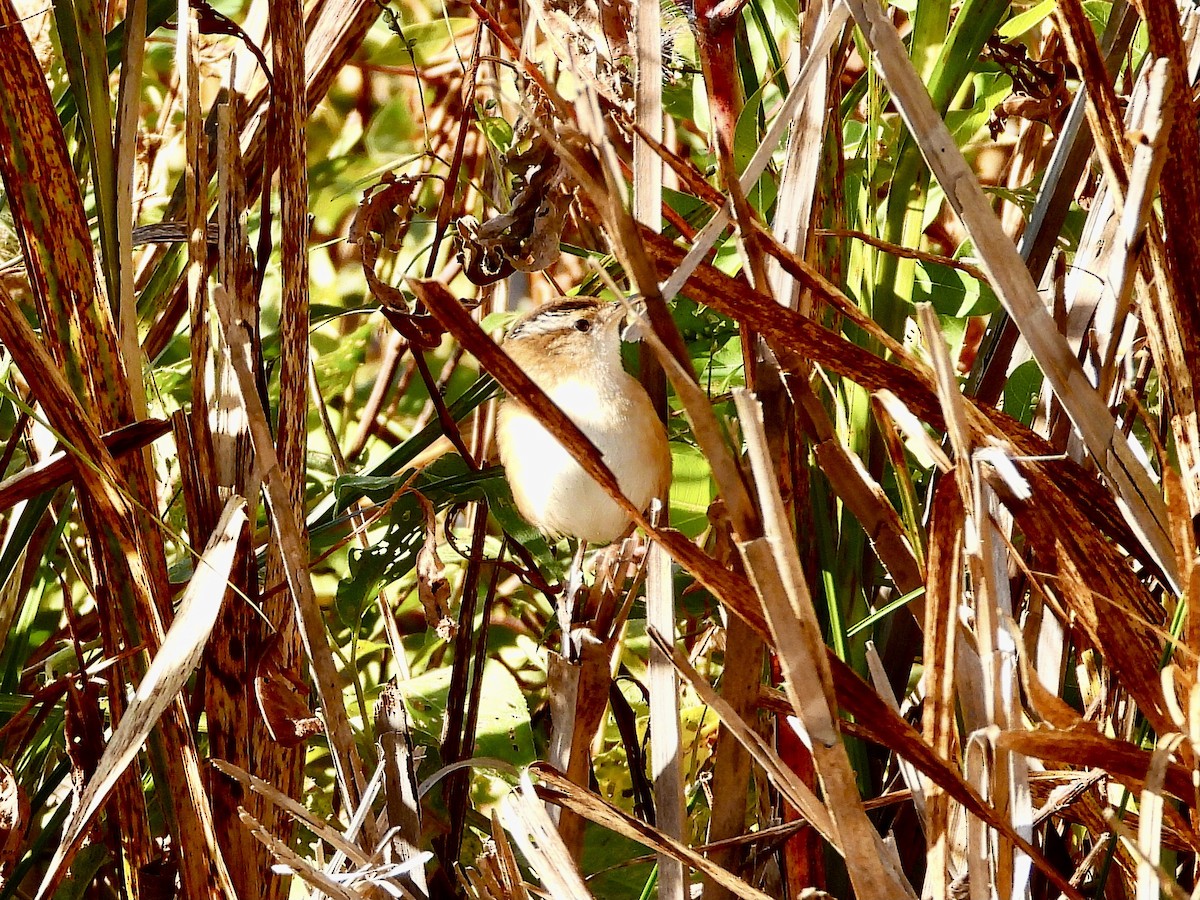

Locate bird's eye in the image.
[574,318,592,333]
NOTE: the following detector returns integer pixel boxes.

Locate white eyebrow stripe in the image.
[508,305,595,339]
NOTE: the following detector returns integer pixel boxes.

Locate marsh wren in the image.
[496,298,671,545]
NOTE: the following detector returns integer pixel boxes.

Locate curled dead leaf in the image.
[414,492,457,639]
[254,634,324,747]
[350,174,445,348]
[455,134,573,285]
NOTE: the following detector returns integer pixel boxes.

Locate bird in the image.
[496,297,672,547]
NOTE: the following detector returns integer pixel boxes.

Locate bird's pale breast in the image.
[497,374,669,544]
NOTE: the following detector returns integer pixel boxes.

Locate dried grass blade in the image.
[0,418,170,514]
[645,626,838,846]
[211,759,373,868]
[734,389,915,899]
[498,774,595,898]
[991,730,1194,803]
[212,284,369,816]
[533,765,776,900]
[34,497,247,900]
[843,0,1178,589]
[632,0,662,228]
[237,808,365,900]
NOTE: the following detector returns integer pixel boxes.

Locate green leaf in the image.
[999,0,1058,39]
[478,115,514,153]
[912,259,999,317]
[396,659,535,801]
[365,96,416,160]
[669,444,715,539]
[335,493,425,622]
[1002,358,1043,426]
[368,18,477,67]
[310,375,498,533]
[54,0,119,309]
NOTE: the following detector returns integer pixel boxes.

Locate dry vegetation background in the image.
[0,0,1199,896]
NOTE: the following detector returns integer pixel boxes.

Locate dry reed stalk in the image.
[211,284,370,820]
[923,479,965,898]
[735,389,916,899]
[921,303,1034,898]
[255,3,318,884]
[376,685,428,896]
[844,0,1178,589]
[629,1,685,887]
[646,532,687,898]
[33,498,247,900]
[115,0,148,420]
[0,4,236,894]
[704,613,765,900]
[205,85,266,896]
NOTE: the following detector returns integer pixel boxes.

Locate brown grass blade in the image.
[734,389,916,899]
[211,284,370,820]
[843,0,1178,589]
[534,765,777,900]
[0,418,170,514]
[33,497,247,900]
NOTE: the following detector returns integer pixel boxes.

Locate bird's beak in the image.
[616,299,648,342]
[600,302,627,327]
